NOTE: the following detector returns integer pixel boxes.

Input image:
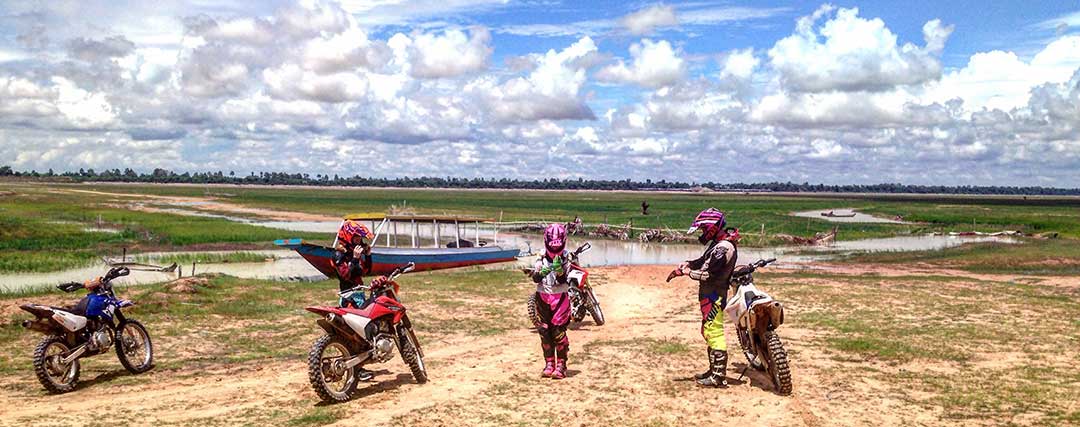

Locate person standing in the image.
[668,208,740,387]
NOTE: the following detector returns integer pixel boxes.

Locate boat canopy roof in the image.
[342,213,496,223]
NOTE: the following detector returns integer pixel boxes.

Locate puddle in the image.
[792,209,907,224]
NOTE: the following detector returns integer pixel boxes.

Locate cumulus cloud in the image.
[472,36,600,122]
[620,4,678,35]
[768,5,953,93]
[403,27,493,78]
[1,0,1079,187]
[596,39,684,88]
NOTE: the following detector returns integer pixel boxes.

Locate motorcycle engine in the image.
[90,328,113,352]
[371,334,395,363]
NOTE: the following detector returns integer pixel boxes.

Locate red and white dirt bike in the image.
[305,262,427,403]
[526,242,605,327]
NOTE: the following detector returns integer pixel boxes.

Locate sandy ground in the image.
[0,264,989,427]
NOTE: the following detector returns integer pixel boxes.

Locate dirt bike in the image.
[306,262,427,403]
[19,267,154,393]
[525,242,605,327]
[724,258,792,395]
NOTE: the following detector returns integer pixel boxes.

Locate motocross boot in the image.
[694,348,711,380]
[541,357,556,378]
[357,367,375,381]
[696,350,728,388]
[551,359,567,380]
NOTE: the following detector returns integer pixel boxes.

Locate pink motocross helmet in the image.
[544,223,567,257]
[687,208,726,244]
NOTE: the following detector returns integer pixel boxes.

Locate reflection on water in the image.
[792,209,906,224]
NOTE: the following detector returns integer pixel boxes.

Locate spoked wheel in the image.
[526,293,542,330]
[399,328,428,384]
[738,328,765,371]
[764,331,793,395]
[308,335,360,403]
[586,288,605,326]
[33,336,80,394]
[116,320,154,374]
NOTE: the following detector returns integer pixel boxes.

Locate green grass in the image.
[0,185,328,273]
[136,251,275,266]
[833,238,1080,275]
[55,182,1080,241]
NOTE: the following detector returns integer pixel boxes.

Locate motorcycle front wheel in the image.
[116,320,154,374]
[398,328,428,384]
[585,288,605,326]
[308,334,360,403]
[738,327,765,371]
[33,335,80,394]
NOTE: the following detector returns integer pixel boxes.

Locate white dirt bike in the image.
[724,258,792,395]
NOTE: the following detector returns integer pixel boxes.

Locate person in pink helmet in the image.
[528,223,573,379]
[668,208,740,387]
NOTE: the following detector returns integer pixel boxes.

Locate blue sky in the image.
[1,1,1079,186]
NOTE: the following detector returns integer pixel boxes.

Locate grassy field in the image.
[0,264,1076,425]
[834,238,1080,275]
[0,184,327,273]
[3,181,1080,274]
[762,270,1080,425]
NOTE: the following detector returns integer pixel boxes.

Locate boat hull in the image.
[274,239,520,277]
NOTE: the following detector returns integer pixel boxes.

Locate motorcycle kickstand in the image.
[737,366,750,382]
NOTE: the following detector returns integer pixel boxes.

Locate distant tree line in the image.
[1,165,1078,196]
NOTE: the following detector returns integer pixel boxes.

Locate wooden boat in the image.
[276,213,520,277]
[821,211,857,218]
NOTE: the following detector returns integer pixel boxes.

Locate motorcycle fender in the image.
[51,310,87,332]
[568,270,587,288]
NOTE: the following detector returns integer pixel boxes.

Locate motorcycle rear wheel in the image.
[764,331,793,395]
[308,334,360,403]
[586,288,605,326]
[116,320,154,374]
[399,328,428,384]
[33,335,80,394]
[526,293,541,330]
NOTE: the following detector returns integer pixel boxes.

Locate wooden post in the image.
[474,221,480,246]
[122,247,126,263]
[411,219,417,248]
[433,220,439,247]
[191,261,196,277]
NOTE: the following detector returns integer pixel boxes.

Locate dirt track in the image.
[3,265,1073,426]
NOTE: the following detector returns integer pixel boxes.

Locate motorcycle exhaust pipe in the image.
[22,319,54,334]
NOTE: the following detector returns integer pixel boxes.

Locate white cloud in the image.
[473,36,599,122]
[768,5,953,93]
[404,27,492,78]
[720,48,758,80]
[620,4,678,36]
[924,36,1080,112]
[596,39,684,88]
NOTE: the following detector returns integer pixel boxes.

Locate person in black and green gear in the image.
[667,208,740,387]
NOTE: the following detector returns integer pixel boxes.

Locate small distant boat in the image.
[276,213,520,277]
[821,211,857,218]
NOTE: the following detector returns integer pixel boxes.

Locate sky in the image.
[1,0,1079,186]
